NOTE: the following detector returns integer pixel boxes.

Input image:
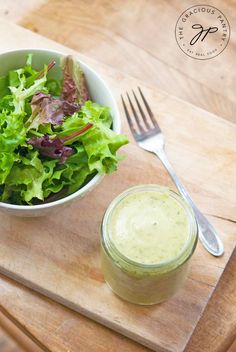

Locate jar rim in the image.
[101,184,198,270]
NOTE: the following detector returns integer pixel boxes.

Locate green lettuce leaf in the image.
[2,151,58,204]
[0,75,10,99]
[0,152,16,184]
[60,101,128,174]
[9,71,47,115]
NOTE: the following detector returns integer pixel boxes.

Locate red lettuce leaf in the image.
[31,91,80,126]
[28,135,73,164]
[61,71,77,103]
[28,123,93,164]
[36,60,56,80]
[61,56,90,106]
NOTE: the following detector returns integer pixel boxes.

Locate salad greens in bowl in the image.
[0,49,128,216]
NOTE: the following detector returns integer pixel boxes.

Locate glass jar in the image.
[101,185,198,305]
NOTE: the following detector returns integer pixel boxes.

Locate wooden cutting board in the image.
[0,20,235,352]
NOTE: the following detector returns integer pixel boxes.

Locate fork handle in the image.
[155,149,224,257]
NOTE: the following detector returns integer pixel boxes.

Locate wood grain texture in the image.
[0,0,46,22]
[18,0,236,123]
[185,247,236,352]
[0,327,23,352]
[0,20,235,352]
[0,311,42,352]
[228,340,236,352]
[0,274,150,352]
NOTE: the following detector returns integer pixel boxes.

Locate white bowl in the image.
[0,49,120,216]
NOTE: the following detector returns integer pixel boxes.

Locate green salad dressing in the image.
[110,191,189,265]
[101,185,198,305]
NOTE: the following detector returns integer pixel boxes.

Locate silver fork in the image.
[121,87,224,257]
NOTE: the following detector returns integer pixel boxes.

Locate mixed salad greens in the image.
[0,54,128,205]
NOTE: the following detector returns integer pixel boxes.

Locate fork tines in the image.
[121,87,161,141]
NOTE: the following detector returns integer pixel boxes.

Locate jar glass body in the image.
[101,185,198,305]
